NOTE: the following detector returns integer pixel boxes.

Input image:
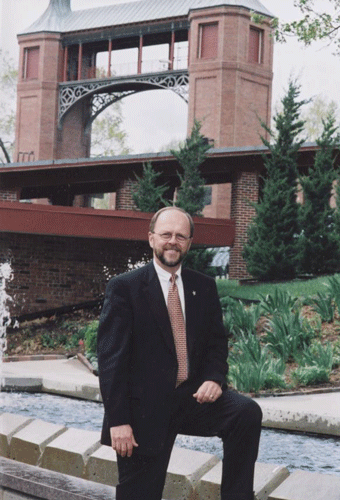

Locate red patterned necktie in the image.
[167,274,188,386]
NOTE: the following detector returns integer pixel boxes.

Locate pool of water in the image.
[1,391,339,476]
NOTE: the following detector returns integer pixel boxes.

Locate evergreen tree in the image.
[132,162,168,212]
[171,120,211,216]
[243,81,306,280]
[171,120,216,275]
[298,114,340,275]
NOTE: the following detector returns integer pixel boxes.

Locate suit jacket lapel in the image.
[182,269,198,361]
[142,262,177,357]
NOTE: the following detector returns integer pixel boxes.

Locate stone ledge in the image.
[0,413,34,458]
[196,461,290,500]
[3,355,67,363]
[9,419,67,466]
[261,408,340,437]
[269,470,340,500]
[1,377,43,392]
[41,428,101,478]
[0,457,117,500]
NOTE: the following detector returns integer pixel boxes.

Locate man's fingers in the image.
[110,425,138,457]
[193,381,222,403]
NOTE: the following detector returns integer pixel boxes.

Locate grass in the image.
[216,274,340,302]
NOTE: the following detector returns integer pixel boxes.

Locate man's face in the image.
[148,210,192,273]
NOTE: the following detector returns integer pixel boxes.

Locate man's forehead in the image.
[154,210,190,230]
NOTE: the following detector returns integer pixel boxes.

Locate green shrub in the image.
[326,275,340,313]
[332,339,340,368]
[309,292,335,323]
[80,320,99,356]
[264,311,314,362]
[222,298,262,338]
[291,366,330,386]
[228,334,286,393]
[296,341,333,371]
[259,288,298,316]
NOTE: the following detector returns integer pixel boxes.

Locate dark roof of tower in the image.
[20,0,273,36]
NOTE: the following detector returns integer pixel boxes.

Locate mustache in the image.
[164,245,181,252]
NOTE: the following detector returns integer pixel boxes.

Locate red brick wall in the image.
[229,169,259,279]
[0,232,151,317]
[188,6,273,148]
[116,179,138,211]
[15,33,62,162]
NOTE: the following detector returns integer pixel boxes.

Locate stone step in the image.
[268,470,340,500]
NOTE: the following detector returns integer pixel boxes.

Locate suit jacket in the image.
[97,261,228,455]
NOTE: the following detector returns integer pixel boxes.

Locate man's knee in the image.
[220,394,262,437]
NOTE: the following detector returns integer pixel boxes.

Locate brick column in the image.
[229,170,259,280]
[0,189,20,202]
[115,179,138,211]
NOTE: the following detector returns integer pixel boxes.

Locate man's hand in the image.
[110,424,138,457]
[193,381,222,404]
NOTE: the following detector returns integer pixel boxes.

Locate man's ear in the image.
[148,231,154,250]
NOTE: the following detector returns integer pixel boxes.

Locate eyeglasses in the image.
[152,232,191,243]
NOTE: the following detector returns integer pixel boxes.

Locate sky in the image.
[1,0,339,154]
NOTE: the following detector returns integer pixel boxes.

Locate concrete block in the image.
[269,470,340,500]
[0,456,117,499]
[197,461,290,500]
[41,427,101,478]
[0,414,33,458]
[1,378,42,393]
[163,445,220,500]
[85,444,118,486]
[2,490,37,500]
[9,418,66,466]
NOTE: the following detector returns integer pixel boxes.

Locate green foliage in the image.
[90,100,129,157]
[183,247,216,277]
[291,366,330,386]
[0,50,17,163]
[259,288,299,316]
[81,320,99,356]
[264,311,314,362]
[132,162,168,212]
[296,341,333,371]
[216,274,338,303]
[298,114,340,275]
[326,276,340,312]
[228,333,286,393]
[243,81,306,281]
[171,120,211,216]
[268,1,340,53]
[222,298,262,338]
[302,95,339,142]
[309,292,335,323]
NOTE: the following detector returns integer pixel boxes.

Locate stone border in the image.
[0,413,291,500]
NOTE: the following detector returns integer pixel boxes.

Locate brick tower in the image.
[14,0,274,278]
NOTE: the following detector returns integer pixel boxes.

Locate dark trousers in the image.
[116,385,262,500]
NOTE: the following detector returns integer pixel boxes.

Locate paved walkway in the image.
[1,357,340,436]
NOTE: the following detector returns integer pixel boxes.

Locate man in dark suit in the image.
[97,207,262,500]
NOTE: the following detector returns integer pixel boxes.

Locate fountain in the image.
[0,262,13,382]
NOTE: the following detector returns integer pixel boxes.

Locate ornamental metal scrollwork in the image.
[58,70,189,127]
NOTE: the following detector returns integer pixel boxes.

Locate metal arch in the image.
[58,70,189,127]
[90,91,139,123]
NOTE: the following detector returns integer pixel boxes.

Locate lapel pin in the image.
[192,291,196,295]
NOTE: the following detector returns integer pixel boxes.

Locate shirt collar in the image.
[153,259,182,281]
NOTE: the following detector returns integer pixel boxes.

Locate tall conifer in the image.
[298,114,340,275]
[132,162,168,212]
[171,120,211,216]
[243,81,306,280]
